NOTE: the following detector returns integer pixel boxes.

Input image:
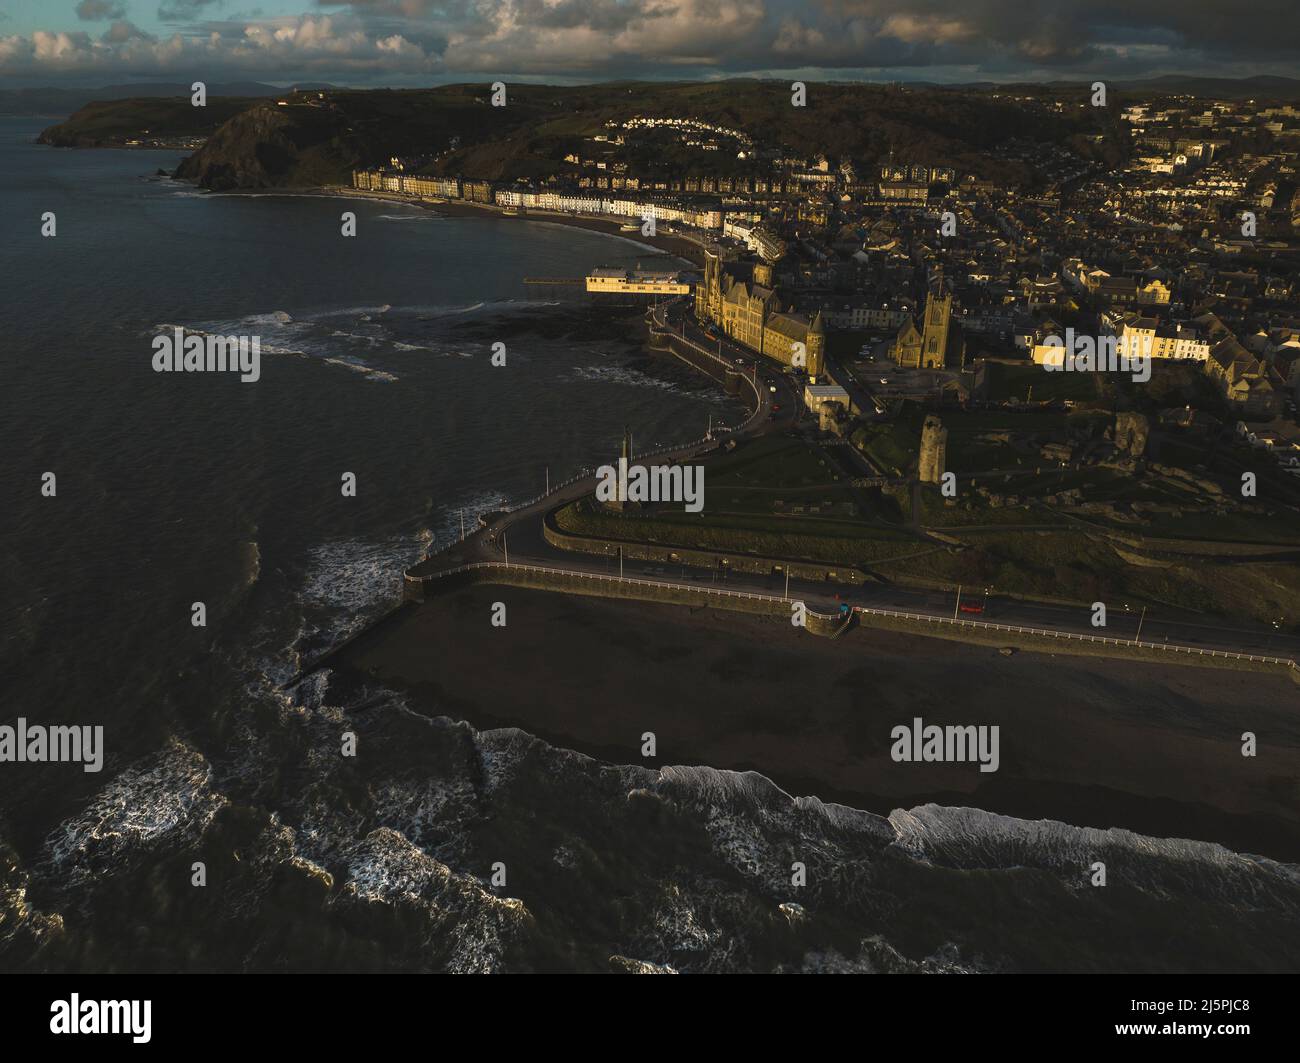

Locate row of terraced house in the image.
[351,170,723,232]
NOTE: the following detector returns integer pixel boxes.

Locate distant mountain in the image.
[0,83,336,117]
[1111,75,1300,99]
[929,74,1300,101]
[166,80,1106,191]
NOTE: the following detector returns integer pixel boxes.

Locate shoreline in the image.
[212,183,710,265]
[179,173,1300,865]
[330,584,1300,863]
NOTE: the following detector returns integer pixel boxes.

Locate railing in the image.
[408,560,1298,670]
[850,604,1298,669]
[407,559,842,620]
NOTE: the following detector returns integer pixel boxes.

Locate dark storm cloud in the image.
[102,19,155,42]
[3,0,1297,84]
[818,0,1300,63]
[157,0,226,22]
[75,0,128,19]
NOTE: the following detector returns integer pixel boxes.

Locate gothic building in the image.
[892,290,964,369]
[695,251,826,378]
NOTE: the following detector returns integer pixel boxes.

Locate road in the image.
[407,302,1300,668]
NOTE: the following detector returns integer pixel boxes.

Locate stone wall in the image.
[405,562,847,635]
[542,511,868,585]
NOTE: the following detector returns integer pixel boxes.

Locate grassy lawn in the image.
[851,401,927,475]
[707,435,844,491]
[555,499,921,565]
[983,362,1101,404]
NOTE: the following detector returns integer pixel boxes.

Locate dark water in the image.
[3,118,1298,972]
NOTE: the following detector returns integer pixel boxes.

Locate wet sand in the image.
[330,585,1300,860]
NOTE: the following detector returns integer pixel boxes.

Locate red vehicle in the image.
[959,602,985,615]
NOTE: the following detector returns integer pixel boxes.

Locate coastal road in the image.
[409,304,1300,667]
[469,500,1300,662]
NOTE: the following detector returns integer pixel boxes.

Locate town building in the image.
[695,251,826,377]
[891,290,965,369]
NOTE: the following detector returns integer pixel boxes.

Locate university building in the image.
[694,251,826,377]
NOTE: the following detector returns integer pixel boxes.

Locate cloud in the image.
[75,0,128,19]
[3,0,1299,85]
[158,0,226,22]
[103,20,155,43]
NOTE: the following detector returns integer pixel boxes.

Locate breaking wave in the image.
[40,740,227,889]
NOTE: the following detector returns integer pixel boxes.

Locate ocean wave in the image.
[305,304,392,320]
[41,740,227,888]
[887,804,1300,904]
[236,539,260,594]
[152,317,404,380]
[328,330,382,345]
[245,310,294,325]
[334,828,529,973]
[298,530,433,618]
[567,364,682,393]
[321,356,398,382]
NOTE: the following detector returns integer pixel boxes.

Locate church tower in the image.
[696,249,722,324]
[921,290,953,369]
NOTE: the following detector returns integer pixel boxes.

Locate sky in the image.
[0,0,1297,88]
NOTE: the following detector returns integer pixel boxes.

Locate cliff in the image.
[173,99,355,190]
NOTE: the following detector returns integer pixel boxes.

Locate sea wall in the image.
[403,562,847,635]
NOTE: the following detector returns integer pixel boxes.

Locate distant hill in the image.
[36,96,265,147]
[1,82,334,117]
[944,75,1300,101]
[158,80,1107,191]
[1112,75,1300,100]
[62,77,1288,189]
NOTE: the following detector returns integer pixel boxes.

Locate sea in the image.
[2,116,1298,972]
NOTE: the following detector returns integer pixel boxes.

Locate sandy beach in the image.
[329,584,1300,861]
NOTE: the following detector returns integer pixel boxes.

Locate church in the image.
[695,250,826,378]
[892,290,964,369]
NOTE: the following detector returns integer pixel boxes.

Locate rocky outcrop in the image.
[174,101,354,190]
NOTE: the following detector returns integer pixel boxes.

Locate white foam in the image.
[43,741,227,885]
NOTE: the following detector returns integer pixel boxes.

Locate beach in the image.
[328,583,1300,861]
